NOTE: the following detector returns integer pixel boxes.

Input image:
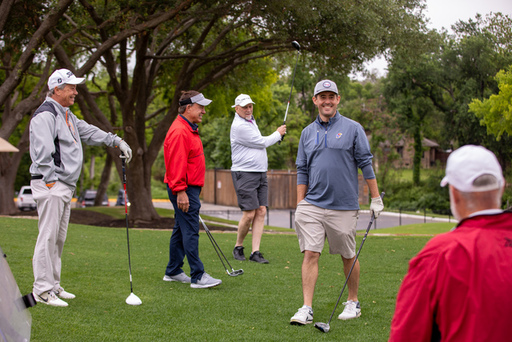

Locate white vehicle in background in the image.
[17,186,36,211]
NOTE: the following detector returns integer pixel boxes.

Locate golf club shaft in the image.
[122,157,134,293]
[203,222,230,273]
[325,192,385,325]
[279,45,300,145]
[199,216,236,274]
[283,61,296,124]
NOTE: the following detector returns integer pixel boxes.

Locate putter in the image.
[199,216,244,277]
[278,40,301,145]
[121,157,142,306]
[315,192,385,333]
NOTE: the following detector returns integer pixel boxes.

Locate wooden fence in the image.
[202,169,369,209]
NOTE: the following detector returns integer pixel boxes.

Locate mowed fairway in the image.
[1,217,441,341]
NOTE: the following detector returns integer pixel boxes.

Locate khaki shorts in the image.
[294,200,359,258]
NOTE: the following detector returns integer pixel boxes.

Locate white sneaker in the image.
[56,287,76,299]
[338,300,361,320]
[290,305,313,325]
[163,273,191,283]
[190,273,222,288]
[34,291,68,307]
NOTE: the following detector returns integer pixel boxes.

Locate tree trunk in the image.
[0,128,30,215]
[104,145,161,224]
[412,126,422,186]
[95,153,112,206]
[0,165,18,214]
[123,153,161,224]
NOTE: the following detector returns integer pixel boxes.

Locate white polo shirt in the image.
[230,114,281,172]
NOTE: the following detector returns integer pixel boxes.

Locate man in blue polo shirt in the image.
[290,80,384,325]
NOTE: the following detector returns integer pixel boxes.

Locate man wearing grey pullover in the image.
[290,80,384,325]
[29,69,132,307]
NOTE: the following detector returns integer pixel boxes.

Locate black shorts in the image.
[231,171,268,211]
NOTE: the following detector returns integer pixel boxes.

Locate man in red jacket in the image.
[389,145,512,341]
[162,90,222,289]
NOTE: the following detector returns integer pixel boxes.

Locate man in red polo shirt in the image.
[389,145,512,341]
[162,90,222,289]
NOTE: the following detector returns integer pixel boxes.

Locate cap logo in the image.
[323,81,332,88]
[66,71,74,78]
[57,78,63,84]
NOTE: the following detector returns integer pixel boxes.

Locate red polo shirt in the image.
[389,211,512,342]
[163,115,205,193]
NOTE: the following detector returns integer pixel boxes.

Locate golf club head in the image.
[291,40,301,52]
[126,292,142,306]
[314,322,330,333]
[228,269,244,277]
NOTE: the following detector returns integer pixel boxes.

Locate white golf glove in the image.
[118,140,132,163]
[370,196,384,218]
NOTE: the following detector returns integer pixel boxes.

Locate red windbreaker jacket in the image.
[389,211,512,342]
[163,115,205,193]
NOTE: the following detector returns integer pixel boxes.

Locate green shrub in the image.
[379,167,450,213]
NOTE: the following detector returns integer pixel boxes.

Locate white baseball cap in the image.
[232,94,255,108]
[441,145,504,192]
[314,80,338,96]
[48,69,86,90]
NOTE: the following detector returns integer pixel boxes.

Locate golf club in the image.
[121,157,142,306]
[199,216,244,277]
[279,40,301,145]
[314,192,385,333]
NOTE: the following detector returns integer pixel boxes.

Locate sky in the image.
[352,0,512,79]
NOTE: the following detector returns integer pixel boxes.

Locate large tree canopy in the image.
[0,0,427,218]
[385,12,512,180]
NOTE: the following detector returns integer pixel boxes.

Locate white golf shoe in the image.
[56,287,76,299]
[338,300,361,320]
[34,291,68,307]
[290,305,313,325]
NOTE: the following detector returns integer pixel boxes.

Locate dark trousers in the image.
[165,185,204,283]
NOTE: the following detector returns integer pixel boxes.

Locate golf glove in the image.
[370,196,384,218]
[118,140,132,163]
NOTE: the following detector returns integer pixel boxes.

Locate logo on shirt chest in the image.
[336,132,343,139]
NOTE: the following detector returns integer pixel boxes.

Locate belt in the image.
[31,175,43,180]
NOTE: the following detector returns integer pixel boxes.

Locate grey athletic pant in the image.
[31,179,74,295]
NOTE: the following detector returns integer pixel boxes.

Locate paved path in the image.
[153,200,457,231]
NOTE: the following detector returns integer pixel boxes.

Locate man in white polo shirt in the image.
[230,94,286,263]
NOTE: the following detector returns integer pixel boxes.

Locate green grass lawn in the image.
[369,222,456,236]
[385,167,443,183]
[74,206,177,220]
[0,216,445,341]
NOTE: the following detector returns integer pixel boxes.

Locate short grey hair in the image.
[47,83,67,97]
